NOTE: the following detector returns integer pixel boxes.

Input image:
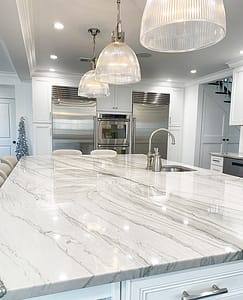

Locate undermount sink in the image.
[160,165,196,172]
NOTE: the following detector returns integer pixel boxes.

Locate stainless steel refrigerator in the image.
[132,91,170,159]
[52,86,96,154]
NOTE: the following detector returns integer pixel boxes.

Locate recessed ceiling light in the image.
[240,50,243,55]
[54,22,64,30]
[190,69,197,74]
[49,68,55,72]
[50,54,58,60]
[167,79,172,82]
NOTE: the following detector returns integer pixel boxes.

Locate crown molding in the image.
[32,69,82,80]
[185,68,233,87]
[16,0,36,75]
[226,57,243,69]
[0,71,20,84]
[135,78,186,89]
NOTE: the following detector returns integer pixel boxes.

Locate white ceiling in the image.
[1,0,243,83]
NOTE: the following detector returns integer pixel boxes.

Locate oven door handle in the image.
[98,144,129,147]
[97,118,130,122]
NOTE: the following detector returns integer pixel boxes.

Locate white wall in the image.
[0,73,32,154]
[181,84,199,165]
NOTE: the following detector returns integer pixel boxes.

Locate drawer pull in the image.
[212,159,220,163]
[181,285,228,300]
[0,280,7,298]
[232,162,243,168]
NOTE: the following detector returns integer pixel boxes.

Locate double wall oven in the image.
[95,113,131,154]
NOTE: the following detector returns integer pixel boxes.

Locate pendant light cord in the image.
[92,34,96,69]
[115,0,124,42]
[117,0,122,33]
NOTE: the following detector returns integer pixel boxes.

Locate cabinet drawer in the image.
[211,156,224,167]
[124,262,243,300]
[211,164,223,173]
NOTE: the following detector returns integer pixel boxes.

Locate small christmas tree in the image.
[16,117,29,160]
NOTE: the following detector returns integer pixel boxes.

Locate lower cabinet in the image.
[122,261,243,300]
[26,282,120,300]
[210,154,224,173]
[33,123,52,155]
[21,262,243,300]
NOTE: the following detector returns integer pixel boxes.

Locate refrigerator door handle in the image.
[93,116,97,150]
[132,118,136,154]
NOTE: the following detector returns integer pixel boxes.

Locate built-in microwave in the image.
[95,114,131,153]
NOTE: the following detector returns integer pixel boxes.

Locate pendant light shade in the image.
[78,28,110,98]
[95,41,141,85]
[78,70,110,98]
[140,0,226,53]
[95,0,141,85]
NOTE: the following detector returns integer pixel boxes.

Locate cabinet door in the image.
[230,68,243,125]
[96,86,132,113]
[116,86,132,112]
[169,89,184,127]
[33,123,52,155]
[96,86,116,112]
[167,127,182,163]
[32,79,52,123]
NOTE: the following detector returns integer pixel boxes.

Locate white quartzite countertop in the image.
[1,154,243,300]
[211,152,243,160]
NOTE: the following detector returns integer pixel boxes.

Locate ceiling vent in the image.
[132,91,170,106]
[52,85,96,103]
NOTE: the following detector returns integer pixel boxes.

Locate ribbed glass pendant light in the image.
[78,28,109,98]
[140,0,226,53]
[95,0,141,85]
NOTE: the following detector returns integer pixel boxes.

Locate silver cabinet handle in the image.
[181,285,228,300]
[0,280,7,298]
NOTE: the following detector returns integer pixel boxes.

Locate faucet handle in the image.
[154,147,159,154]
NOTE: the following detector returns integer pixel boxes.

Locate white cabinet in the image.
[32,78,52,155]
[122,261,243,300]
[169,89,184,127]
[167,126,182,163]
[96,86,132,113]
[33,124,52,155]
[25,283,120,300]
[32,79,52,123]
[210,154,224,173]
[230,67,243,125]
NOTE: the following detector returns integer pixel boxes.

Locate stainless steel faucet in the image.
[147,128,176,169]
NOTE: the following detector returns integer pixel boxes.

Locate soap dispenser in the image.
[152,148,162,172]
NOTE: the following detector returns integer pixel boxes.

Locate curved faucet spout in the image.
[147,128,176,169]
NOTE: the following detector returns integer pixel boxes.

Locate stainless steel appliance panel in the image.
[132,101,170,158]
[52,86,96,154]
[95,114,132,153]
[97,119,130,146]
[223,157,243,177]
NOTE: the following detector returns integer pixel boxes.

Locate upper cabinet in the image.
[230,67,243,125]
[96,86,132,113]
[32,78,52,123]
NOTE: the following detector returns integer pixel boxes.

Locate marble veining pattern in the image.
[0,154,243,299]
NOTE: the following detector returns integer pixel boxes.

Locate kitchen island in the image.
[1,154,243,300]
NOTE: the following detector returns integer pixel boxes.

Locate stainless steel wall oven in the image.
[95,114,131,154]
